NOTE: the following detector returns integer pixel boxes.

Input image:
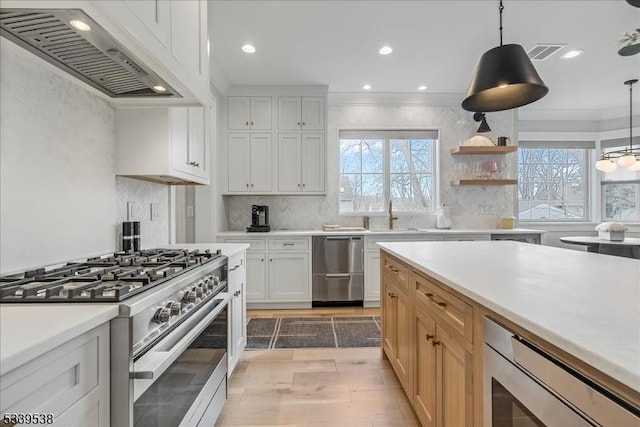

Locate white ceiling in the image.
[209,1,640,115]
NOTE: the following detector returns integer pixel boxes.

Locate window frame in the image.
[338,129,440,216]
[517,140,594,223]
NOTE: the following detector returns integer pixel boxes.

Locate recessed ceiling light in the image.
[242,44,256,53]
[562,49,584,59]
[153,85,167,92]
[418,85,427,91]
[378,46,393,55]
[363,84,372,90]
[69,20,91,32]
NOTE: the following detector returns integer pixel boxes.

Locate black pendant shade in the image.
[462,44,549,112]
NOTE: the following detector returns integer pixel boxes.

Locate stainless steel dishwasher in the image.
[312,235,364,306]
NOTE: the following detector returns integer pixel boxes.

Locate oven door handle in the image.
[132,294,228,381]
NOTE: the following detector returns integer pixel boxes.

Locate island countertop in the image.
[377,240,640,393]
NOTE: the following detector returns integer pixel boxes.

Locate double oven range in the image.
[0,248,229,427]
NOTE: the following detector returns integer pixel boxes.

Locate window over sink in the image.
[338,130,438,214]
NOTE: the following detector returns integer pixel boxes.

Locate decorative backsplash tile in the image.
[116,177,170,249]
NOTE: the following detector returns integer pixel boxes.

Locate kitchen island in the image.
[378,240,639,426]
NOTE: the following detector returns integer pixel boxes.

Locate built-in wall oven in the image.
[483,317,640,426]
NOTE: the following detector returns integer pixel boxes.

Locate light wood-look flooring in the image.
[216,308,419,426]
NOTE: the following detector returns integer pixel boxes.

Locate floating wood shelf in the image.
[451,179,518,186]
[450,146,517,155]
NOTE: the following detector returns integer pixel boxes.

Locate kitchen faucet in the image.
[388,199,398,229]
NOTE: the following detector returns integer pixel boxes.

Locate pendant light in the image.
[462,0,549,112]
[596,79,639,172]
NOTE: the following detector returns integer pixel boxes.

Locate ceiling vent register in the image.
[0,9,180,98]
[527,44,566,60]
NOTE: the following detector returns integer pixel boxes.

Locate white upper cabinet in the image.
[170,0,208,89]
[228,97,272,130]
[277,133,325,193]
[124,0,170,47]
[116,106,210,185]
[278,97,325,130]
[228,133,273,192]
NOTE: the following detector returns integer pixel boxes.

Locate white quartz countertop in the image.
[0,304,119,376]
[218,228,544,237]
[377,241,640,392]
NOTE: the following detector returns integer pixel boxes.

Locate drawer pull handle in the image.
[389,266,399,273]
[432,340,441,347]
[435,301,447,307]
[283,243,295,246]
[424,292,447,308]
[425,334,434,341]
[388,292,396,298]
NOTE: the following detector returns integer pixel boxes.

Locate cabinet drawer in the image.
[268,238,309,251]
[414,272,473,342]
[381,254,409,292]
[223,238,266,251]
[1,325,103,417]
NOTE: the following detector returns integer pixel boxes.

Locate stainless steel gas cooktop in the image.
[0,248,223,302]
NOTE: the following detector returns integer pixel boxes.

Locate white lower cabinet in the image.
[0,323,110,427]
[227,251,247,375]
[268,253,310,300]
[223,238,311,306]
[245,253,267,300]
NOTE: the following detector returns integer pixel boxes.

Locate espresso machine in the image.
[247,205,270,232]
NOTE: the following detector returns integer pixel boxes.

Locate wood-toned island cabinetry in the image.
[382,252,476,427]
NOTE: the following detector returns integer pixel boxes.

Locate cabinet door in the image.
[301,133,325,192]
[268,253,310,300]
[170,0,201,78]
[250,97,272,130]
[436,325,472,427]
[414,309,437,427]
[395,291,413,395]
[228,253,246,374]
[170,108,191,174]
[382,285,397,359]
[188,107,206,177]
[228,133,250,192]
[125,0,170,47]
[278,97,302,130]
[228,97,250,130]
[246,253,267,300]
[249,134,273,192]
[364,251,380,302]
[277,133,302,192]
[301,97,325,130]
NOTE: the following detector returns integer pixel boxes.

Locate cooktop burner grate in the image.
[0,249,223,302]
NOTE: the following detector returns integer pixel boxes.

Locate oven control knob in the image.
[194,286,204,298]
[183,290,196,304]
[166,301,181,315]
[153,307,171,324]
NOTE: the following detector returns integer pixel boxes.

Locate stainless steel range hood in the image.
[0,9,180,98]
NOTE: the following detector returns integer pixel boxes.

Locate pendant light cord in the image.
[630,81,634,151]
[499,0,504,46]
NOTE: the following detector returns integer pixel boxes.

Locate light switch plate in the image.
[186,206,194,218]
[127,202,141,220]
[150,202,161,221]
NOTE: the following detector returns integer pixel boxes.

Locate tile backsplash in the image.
[116,177,170,249]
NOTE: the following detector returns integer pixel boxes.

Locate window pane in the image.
[362,140,383,173]
[518,148,589,221]
[339,140,362,174]
[390,173,432,211]
[603,183,640,221]
[361,174,385,212]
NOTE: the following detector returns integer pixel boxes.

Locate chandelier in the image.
[595,79,640,172]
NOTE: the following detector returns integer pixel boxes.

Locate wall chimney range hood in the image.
[0,9,180,98]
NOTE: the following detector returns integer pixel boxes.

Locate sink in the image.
[323,226,367,232]
[366,228,419,233]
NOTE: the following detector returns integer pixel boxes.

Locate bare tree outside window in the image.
[518,148,588,221]
[339,132,437,214]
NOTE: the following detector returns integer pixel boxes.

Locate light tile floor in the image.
[215,308,420,426]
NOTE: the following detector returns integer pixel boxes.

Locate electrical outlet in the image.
[127,202,141,220]
[186,206,194,218]
[478,204,496,215]
[150,202,161,221]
